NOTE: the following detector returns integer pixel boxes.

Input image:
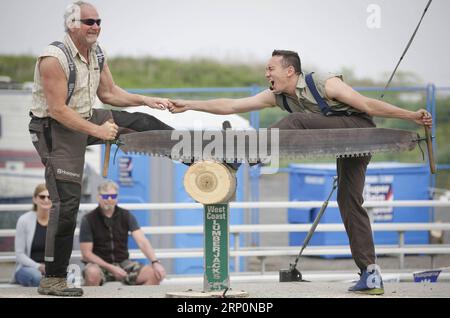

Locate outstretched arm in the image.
[168,89,277,115]
[97,63,172,110]
[325,77,432,127]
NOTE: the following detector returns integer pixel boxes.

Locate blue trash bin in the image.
[289,162,431,256]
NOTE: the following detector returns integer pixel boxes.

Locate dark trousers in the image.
[269,112,376,271]
[29,109,173,277]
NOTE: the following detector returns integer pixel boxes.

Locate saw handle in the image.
[424,126,436,174]
[102,119,115,178]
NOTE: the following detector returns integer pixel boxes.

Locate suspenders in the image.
[305,72,342,116]
[281,95,294,113]
[282,72,349,116]
[49,41,105,105]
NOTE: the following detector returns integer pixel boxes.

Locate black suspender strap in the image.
[281,95,293,113]
[49,42,105,105]
[306,72,356,117]
[95,45,105,73]
[305,72,339,116]
[50,41,76,105]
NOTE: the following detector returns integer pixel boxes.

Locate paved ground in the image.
[2,173,449,299]
[1,281,449,298]
[1,271,449,298]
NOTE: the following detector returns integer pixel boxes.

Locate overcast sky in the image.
[1,0,449,86]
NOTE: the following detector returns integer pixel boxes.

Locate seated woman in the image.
[13,183,51,286]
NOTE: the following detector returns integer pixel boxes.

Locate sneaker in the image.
[348,264,384,295]
[38,277,84,297]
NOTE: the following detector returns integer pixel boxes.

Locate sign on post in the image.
[204,203,229,291]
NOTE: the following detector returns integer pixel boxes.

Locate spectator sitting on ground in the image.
[79,180,165,286]
[13,183,51,286]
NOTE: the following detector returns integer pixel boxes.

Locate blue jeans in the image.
[15,266,42,287]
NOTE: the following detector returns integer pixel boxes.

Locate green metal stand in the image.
[166,162,248,298]
[203,203,229,292]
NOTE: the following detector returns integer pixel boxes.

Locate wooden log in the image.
[184,161,236,204]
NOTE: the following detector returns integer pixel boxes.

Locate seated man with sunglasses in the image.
[29,1,174,296]
[79,180,166,287]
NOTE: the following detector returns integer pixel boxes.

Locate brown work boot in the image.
[38,277,83,297]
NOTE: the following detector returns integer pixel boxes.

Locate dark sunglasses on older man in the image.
[76,18,102,26]
[100,194,118,200]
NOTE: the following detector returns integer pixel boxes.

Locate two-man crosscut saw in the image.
[111,127,434,173]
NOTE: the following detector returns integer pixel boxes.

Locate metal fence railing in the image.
[1,200,450,271]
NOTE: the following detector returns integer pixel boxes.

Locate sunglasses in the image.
[76,18,102,26]
[100,194,118,200]
[38,195,51,200]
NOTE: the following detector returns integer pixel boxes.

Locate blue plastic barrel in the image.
[288,162,431,254]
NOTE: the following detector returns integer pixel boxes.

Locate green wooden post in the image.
[203,203,229,292]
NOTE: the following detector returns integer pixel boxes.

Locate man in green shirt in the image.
[168,50,432,295]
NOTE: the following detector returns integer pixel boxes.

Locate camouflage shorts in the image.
[85,260,143,285]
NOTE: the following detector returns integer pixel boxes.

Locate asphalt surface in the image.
[1,273,449,298]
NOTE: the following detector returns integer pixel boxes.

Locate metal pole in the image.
[426,84,437,223]
[260,257,266,275]
[399,231,405,269]
[234,233,240,273]
[430,84,437,222]
[249,84,261,247]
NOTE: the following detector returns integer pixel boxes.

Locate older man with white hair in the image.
[29,1,174,296]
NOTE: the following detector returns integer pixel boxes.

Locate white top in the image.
[13,211,40,282]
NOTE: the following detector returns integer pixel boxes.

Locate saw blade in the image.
[278,128,417,160]
[118,128,418,163]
